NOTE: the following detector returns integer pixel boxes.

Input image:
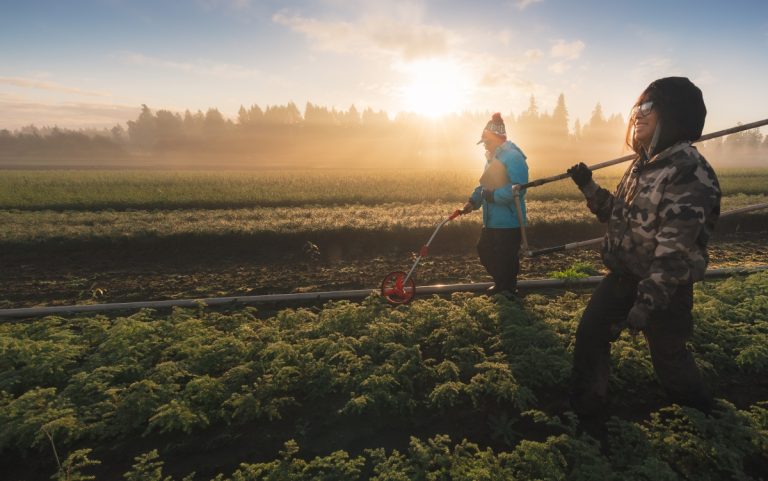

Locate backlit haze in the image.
[1,0,767,134]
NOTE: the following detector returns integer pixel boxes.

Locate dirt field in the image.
[2,232,766,309]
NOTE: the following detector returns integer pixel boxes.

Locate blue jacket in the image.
[469,141,529,228]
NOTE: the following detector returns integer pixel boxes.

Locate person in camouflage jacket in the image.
[567,77,720,417]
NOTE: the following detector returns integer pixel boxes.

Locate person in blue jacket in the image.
[462,113,529,296]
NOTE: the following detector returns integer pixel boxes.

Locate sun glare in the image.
[400,58,471,119]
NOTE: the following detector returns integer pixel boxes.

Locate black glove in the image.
[461,201,474,214]
[626,304,650,335]
[609,304,651,340]
[482,189,495,203]
[567,162,592,189]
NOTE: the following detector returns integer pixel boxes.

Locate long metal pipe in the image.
[1,266,764,320]
[528,201,768,257]
[519,118,768,190]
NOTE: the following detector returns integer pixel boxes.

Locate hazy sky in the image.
[1,0,767,133]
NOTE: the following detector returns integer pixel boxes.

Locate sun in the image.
[400,58,472,118]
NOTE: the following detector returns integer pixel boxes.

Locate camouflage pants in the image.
[477,227,521,291]
[570,272,713,417]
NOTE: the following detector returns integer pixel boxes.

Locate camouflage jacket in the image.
[579,141,721,312]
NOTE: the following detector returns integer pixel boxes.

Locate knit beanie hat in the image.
[477,113,507,144]
[645,77,706,141]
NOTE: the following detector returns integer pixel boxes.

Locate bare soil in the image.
[1,232,766,309]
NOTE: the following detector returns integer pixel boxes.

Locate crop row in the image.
[1,168,767,211]
[1,271,766,479]
[1,195,765,244]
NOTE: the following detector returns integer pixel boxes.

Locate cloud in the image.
[477,65,533,91]
[122,53,263,79]
[272,13,366,53]
[0,94,139,129]
[630,56,674,80]
[515,0,543,10]
[692,70,716,86]
[545,39,584,75]
[370,21,453,59]
[496,30,514,46]
[0,77,110,97]
[271,5,541,112]
[548,61,570,74]
[549,39,584,60]
[525,49,543,61]
[272,11,456,59]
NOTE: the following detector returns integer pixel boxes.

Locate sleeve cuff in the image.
[580,179,600,197]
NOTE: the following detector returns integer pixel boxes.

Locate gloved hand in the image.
[626,303,651,335]
[461,201,474,214]
[482,189,495,203]
[567,162,592,189]
[609,321,626,341]
[609,304,651,340]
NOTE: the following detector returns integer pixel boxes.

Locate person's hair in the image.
[625,77,706,155]
[625,91,651,154]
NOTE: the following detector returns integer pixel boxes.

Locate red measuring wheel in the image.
[380,271,416,305]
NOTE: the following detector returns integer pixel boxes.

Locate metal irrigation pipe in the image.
[0,266,765,320]
[0,265,768,321]
[520,118,768,190]
[528,202,768,257]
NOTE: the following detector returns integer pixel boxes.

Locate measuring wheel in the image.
[380,271,416,305]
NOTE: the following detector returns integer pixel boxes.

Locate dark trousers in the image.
[570,272,713,416]
[477,227,522,291]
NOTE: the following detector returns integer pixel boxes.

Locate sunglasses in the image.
[631,100,654,119]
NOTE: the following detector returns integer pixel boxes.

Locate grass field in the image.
[0,168,766,244]
[1,196,766,244]
[1,167,767,210]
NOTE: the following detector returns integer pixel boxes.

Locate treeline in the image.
[0,95,766,170]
